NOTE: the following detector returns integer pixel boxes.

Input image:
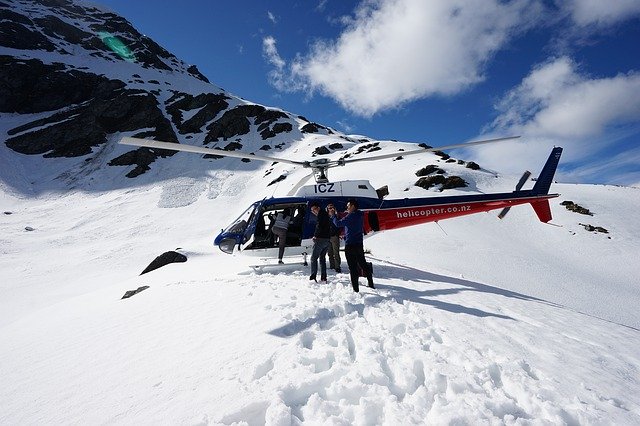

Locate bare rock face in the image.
[205,105,291,142]
[0,0,321,184]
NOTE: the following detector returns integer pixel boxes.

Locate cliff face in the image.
[1,0,332,184]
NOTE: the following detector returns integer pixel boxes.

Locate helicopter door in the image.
[239,201,265,251]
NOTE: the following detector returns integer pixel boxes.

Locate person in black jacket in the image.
[309,201,331,282]
[330,198,374,292]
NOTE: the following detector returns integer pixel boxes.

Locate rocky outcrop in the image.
[166,92,230,134]
[561,201,593,216]
[205,105,291,142]
[415,175,467,191]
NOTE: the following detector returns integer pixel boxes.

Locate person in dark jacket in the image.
[330,198,374,292]
[309,201,331,282]
[326,203,342,273]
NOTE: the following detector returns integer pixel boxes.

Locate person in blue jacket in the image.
[330,198,374,292]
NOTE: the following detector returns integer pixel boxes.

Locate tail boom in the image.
[365,193,558,232]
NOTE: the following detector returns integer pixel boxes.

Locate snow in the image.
[1,143,639,424]
[2,2,639,420]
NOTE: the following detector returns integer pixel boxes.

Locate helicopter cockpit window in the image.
[224,202,259,235]
[243,203,307,250]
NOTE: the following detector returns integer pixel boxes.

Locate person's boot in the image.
[335,267,342,273]
[309,274,317,282]
[352,281,359,293]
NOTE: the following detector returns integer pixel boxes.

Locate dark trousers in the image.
[310,238,330,279]
[272,227,287,260]
[327,236,341,269]
[345,244,373,292]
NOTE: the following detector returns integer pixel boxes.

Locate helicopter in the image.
[120,136,562,262]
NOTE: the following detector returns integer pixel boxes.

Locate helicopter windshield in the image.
[224,201,260,235]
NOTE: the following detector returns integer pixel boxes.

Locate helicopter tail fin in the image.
[531,147,563,196]
[529,147,563,223]
[530,199,553,223]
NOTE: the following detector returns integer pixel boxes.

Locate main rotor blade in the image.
[286,171,315,196]
[119,137,305,166]
[339,135,520,165]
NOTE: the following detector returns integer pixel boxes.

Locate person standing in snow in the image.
[326,203,342,273]
[271,208,292,264]
[309,201,331,282]
[330,198,374,292]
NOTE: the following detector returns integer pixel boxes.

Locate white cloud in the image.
[262,36,284,70]
[560,0,640,27]
[262,36,308,93]
[466,57,640,184]
[265,0,543,117]
[267,11,277,24]
[491,57,640,139]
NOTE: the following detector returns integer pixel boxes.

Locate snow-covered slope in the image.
[1,150,639,423]
[1,0,639,423]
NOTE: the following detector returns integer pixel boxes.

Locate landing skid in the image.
[249,252,309,271]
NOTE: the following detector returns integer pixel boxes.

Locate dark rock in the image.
[415,175,467,191]
[434,151,450,160]
[166,92,229,134]
[418,143,433,149]
[0,57,124,114]
[205,104,290,142]
[415,175,445,190]
[466,161,480,170]
[328,143,343,150]
[441,176,467,190]
[223,141,243,151]
[0,19,56,51]
[301,122,320,133]
[109,147,161,178]
[187,65,209,83]
[313,146,331,156]
[579,223,609,233]
[415,165,443,177]
[561,201,593,216]
[6,77,177,177]
[259,145,271,151]
[25,226,35,231]
[268,174,287,186]
[260,122,293,140]
[121,286,150,299]
[35,15,90,46]
[140,251,187,275]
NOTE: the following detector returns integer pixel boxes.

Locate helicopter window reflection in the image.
[224,202,260,234]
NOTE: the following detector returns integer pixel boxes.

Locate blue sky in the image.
[95,0,640,187]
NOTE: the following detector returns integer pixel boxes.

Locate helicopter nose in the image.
[217,237,236,254]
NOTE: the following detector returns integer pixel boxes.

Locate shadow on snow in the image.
[267,259,560,338]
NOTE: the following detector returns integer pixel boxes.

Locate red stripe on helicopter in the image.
[364,195,556,232]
